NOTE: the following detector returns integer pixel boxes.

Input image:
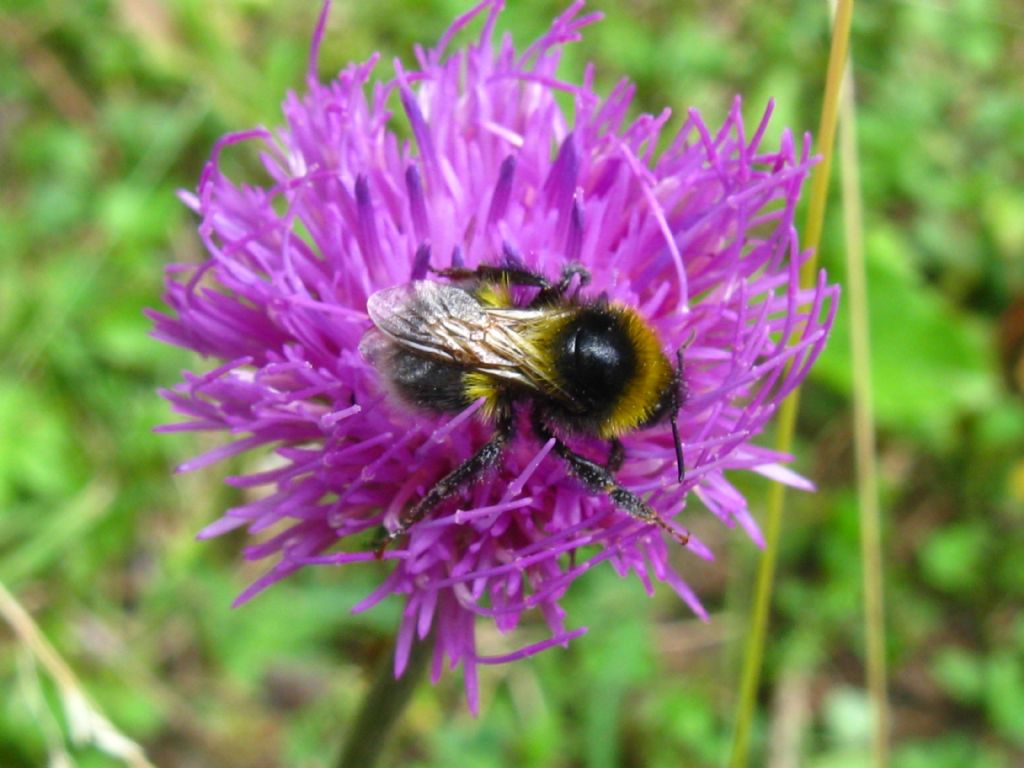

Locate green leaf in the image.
[918,522,987,593]
[985,653,1024,746]
[932,646,984,704]
[814,224,996,445]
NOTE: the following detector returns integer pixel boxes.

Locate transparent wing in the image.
[365,281,565,393]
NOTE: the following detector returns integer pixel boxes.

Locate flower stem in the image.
[728,1,855,765]
[335,637,433,768]
[837,31,891,767]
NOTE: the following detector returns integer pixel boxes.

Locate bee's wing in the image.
[365,281,564,393]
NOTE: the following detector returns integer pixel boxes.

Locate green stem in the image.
[335,637,433,768]
[837,34,890,767]
[728,1,855,765]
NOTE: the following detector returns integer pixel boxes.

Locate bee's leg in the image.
[432,263,589,305]
[532,264,591,306]
[557,263,591,292]
[531,410,689,547]
[431,265,551,290]
[606,438,624,472]
[377,406,515,554]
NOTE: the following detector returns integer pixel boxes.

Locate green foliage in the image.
[1,0,1022,766]
[816,225,996,445]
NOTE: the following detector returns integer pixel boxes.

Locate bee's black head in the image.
[548,305,686,484]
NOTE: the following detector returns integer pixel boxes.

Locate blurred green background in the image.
[1,0,1022,766]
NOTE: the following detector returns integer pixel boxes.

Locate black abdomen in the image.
[389,350,470,412]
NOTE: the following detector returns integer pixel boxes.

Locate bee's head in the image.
[639,372,681,429]
[639,347,685,483]
[550,304,686,482]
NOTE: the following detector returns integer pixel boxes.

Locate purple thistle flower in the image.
[151,0,837,712]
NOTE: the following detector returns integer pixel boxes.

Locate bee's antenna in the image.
[671,347,686,484]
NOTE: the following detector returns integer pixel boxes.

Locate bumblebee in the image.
[360,263,688,547]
